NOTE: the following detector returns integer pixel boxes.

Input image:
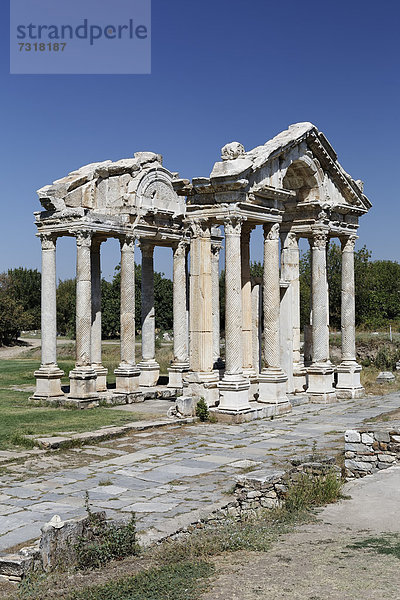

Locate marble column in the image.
[138,242,160,387]
[114,235,140,394]
[91,239,107,392]
[307,230,336,402]
[211,243,223,370]
[280,231,306,393]
[251,278,262,376]
[33,233,64,399]
[187,220,219,406]
[168,240,189,388]
[69,230,98,400]
[258,223,290,408]
[241,225,256,379]
[336,235,364,398]
[218,217,251,412]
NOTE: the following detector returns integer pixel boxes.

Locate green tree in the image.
[56,278,76,337]
[7,268,41,330]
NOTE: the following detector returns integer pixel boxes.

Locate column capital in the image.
[120,235,135,252]
[140,240,155,258]
[263,222,280,241]
[211,243,222,258]
[76,230,93,248]
[224,216,244,236]
[39,232,57,250]
[340,234,357,252]
[310,229,328,249]
[190,218,211,238]
[173,239,189,258]
[280,230,298,249]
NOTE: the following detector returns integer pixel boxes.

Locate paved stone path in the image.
[0,392,399,552]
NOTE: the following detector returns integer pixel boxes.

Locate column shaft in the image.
[218,217,250,412]
[224,220,244,377]
[258,223,289,407]
[91,239,107,391]
[75,231,93,367]
[68,230,97,401]
[336,235,364,398]
[211,244,222,368]
[341,237,356,361]
[33,233,64,399]
[241,225,254,374]
[310,232,330,364]
[114,235,140,394]
[139,242,159,386]
[306,230,336,402]
[41,234,57,366]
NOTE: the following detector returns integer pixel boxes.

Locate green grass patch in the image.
[348,533,400,560]
[0,359,148,450]
[284,470,344,514]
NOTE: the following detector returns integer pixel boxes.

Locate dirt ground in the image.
[203,522,400,600]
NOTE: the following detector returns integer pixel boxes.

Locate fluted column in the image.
[69,230,97,401]
[168,240,189,388]
[258,223,289,407]
[307,230,336,402]
[91,239,107,391]
[211,243,223,370]
[33,233,64,399]
[188,220,219,406]
[138,242,160,387]
[218,217,250,412]
[114,235,140,394]
[280,231,306,393]
[336,235,364,398]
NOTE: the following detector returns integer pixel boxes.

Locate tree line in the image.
[0,244,399,343]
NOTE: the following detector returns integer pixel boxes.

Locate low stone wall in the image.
[345,428,400,477]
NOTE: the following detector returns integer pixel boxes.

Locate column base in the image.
[68,367,98,400]
[293,364,307,394]
[184,371,219,407]
[307,363,337,403]
[217,374,251,412]
[258,368,290,406]
[168,361,189,388]
[138,361,160,387]
[92,365,108,392]
[33,364,65,399]
[243,368,259,401]
[336,362,365,399]
[114,365,140,394]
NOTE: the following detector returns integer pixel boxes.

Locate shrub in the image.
[195,398,209,422]
[375,345,400,371]
[284,469,343,514]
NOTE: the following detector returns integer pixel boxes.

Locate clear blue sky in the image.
[1,0,399,281]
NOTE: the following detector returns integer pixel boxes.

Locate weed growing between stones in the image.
[284,469,344,514]
[195,398,209,422]
[74,493,139,571]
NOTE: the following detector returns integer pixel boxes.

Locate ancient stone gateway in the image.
[33,123,371,418]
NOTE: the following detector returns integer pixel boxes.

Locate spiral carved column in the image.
[33,233,64,399]
[306,230,336,402]
[114,235,140,395]
[218,217,251,413]
[168,240,190,388]
[258,223,289,408]
[336,235,364,398]
[138,242,160,387]
[91,239,108,391]
[69,230,98,401]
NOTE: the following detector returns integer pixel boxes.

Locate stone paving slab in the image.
[0,393,400,552]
